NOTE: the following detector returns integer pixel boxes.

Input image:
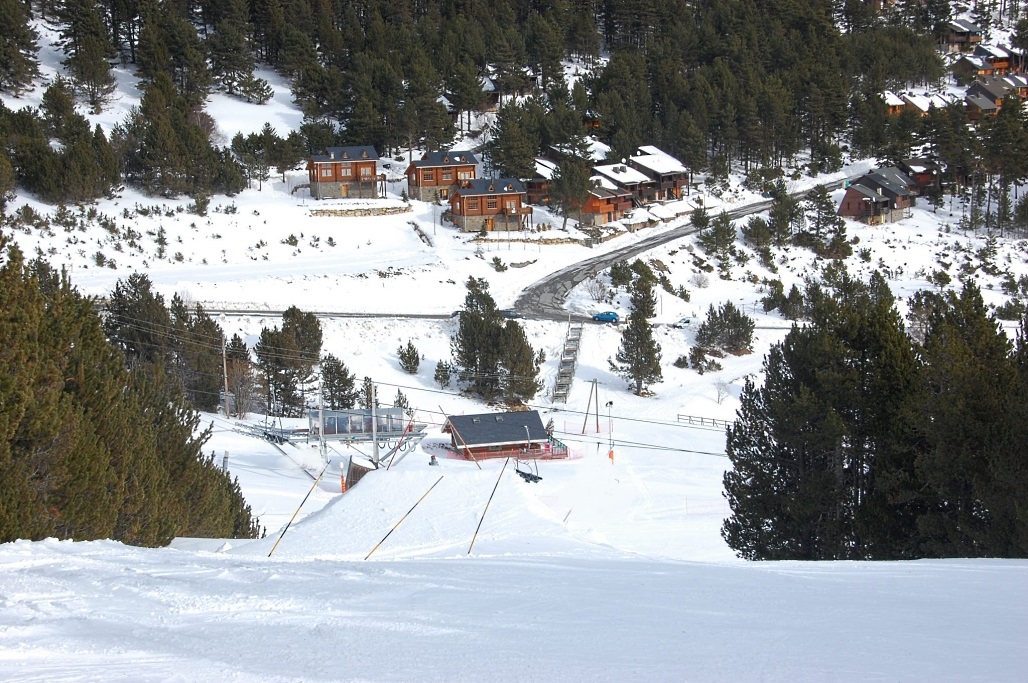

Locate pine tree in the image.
[58,0,117,111]
[628,266,657,319]
[486,103,538,178]
[0,0,41,95]
[696,211,737,275]
[610,311,662,395]
[499,321,542,404]
[450,277,504,399]
[915,282,1019,556]
[103,273,174,369]
[320,353,358,410]
[397,340,420,374]
[208,0,255,96]
[550,158,591,230]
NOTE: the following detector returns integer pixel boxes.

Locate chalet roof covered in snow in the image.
[631,146,688,175]
[592,163,650,186]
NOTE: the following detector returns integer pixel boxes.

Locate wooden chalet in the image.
[579,177,634,227]
[449,178,533,232]
[974,45,1014,75]
[445,410,568,461]
[526,158,558,205]
[405,150,478,201]
[627,145,690,200]
[953,55,995,83]
[898,158,941,196]
[307,146,383,199]
[966,93,1000,121]
[592,161,650,205]
[838,168,915,224]
[882,90,905,116]
[901,92,952,116]
[965,77,1013,121]
[939,19,983,53]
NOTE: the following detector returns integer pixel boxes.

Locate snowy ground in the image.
[3,23,1028,681]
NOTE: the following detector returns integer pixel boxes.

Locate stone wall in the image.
[309,205,412,218]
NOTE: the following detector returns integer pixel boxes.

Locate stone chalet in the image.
[448,178,533,232]
[405,150,478,202]
[307,146,382,199]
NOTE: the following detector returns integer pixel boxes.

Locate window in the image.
[424,171,435,182]
[342,167,352,177]
[442,171,452,181]
[506,201,516,211]
[486,198,497,210]
[361,166,371,177]
[320,167,332,177]
[458,171,473,180]
[468,199,479,210]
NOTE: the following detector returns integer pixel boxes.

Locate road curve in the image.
[515,178,851,320]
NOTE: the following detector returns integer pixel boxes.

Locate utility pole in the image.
[318,384,327,464]
[221,332,231,419]
[371,383,379,467]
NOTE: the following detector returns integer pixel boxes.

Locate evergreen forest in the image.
[1,0,1028,230]
[0,237,260,545]
[723,267,1028,560]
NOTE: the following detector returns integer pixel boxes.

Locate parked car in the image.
[670,317,691,329]
[592,311,620,324]
[500,309,523,319]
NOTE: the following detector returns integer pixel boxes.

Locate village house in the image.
[965,77,1013,121]
[526,158,558,205]
[882,90,905,116]
[973,45,1015,75]
[900,92,952,116]
[306,146,383,199]
[444,410,568,461]
[898,158,941,196]
[837,168,915,225]
[448,178,533,232]
[627,145,691,200]
[953,54,995,83]
[591,161,650,204]
[579,177,634,227]
[939,18,983,53]
[405,150,478,202]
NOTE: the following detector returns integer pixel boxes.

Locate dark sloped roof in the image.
[454,178,526,197]
[447,411,546,447]
[310,146,378,163]
[870,167,915,190]
[411,151,478,167]
[856,168,913,199]
[846,183,890,204]
[966,93,999,111]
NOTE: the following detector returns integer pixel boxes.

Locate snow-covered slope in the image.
[2,19,1027,682]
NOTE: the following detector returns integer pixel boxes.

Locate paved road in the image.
[515,178,853,320]
[515,199,776,320]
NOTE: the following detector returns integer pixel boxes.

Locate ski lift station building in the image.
[444,410,569,461]
[307,407,424,443]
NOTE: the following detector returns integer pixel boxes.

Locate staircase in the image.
[552,322,583,403]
